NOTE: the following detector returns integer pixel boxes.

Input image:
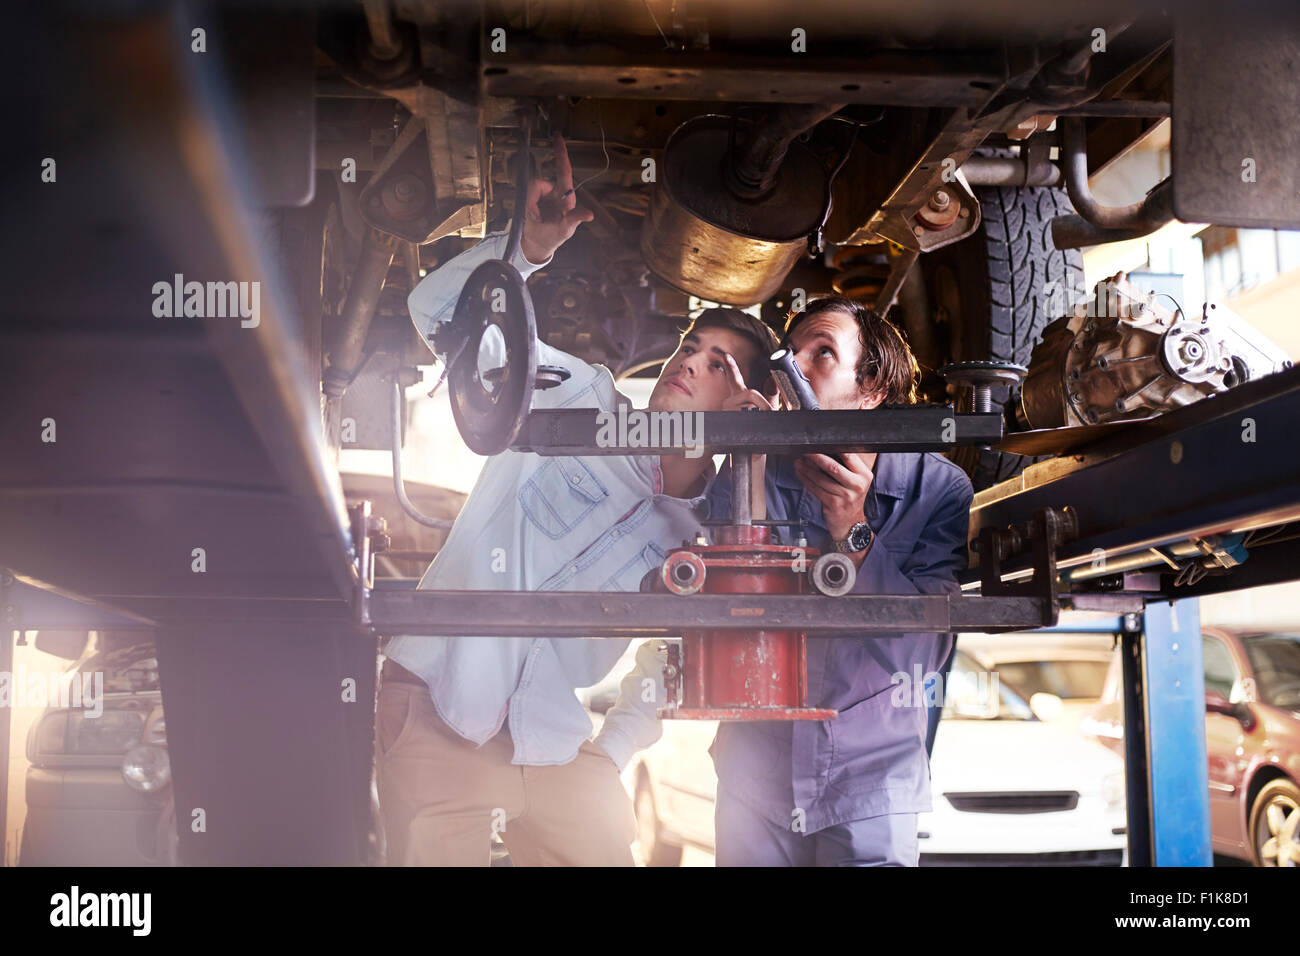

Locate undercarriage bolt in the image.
[940,362,1027,416]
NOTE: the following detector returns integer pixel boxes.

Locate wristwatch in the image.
[834,521,874,555]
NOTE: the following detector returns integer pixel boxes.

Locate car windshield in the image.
[992,659,1112,701]
[941,651,1035,721]
[1242,633,1300,710]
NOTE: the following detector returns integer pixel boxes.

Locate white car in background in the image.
[955,631,1119,732]
[919,646,1128,865]
[582,635,1128,866]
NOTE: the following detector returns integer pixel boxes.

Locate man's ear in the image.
[857,387,886,410]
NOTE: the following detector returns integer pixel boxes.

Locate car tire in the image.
[1248,777,1300,867]
[633,775,683,867]
[923,171,1084,491]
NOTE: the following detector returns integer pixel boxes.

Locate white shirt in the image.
[384,230,702,768]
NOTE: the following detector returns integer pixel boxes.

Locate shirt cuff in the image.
[506,232,553,274]
[592,727,635,774]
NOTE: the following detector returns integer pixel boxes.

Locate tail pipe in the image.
[726,103,845,199]
[1051,117,1174,249]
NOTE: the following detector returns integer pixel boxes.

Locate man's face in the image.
[648,326,761,412]
[786,308,883,410]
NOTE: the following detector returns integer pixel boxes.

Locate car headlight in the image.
[122,744,171,792]
[1102,771,1126,808]
[31,707,149,757]
[31,710,68,756]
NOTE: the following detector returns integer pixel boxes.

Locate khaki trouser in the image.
[374,679,637,866]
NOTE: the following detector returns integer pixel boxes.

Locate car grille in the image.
[943,790,1080,814]
[921,848,1123,867]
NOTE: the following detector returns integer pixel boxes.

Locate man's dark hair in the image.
[682,307,780,389]
[783,295,919,405]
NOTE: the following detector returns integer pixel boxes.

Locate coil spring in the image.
[830,244,891,301]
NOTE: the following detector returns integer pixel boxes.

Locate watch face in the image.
[849,523,873,552]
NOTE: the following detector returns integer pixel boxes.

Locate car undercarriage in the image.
[3,0,1300,868]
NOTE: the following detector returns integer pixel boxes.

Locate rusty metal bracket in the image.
[974,506,1079,626]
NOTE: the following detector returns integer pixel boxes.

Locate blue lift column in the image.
[1121,599,1213,866]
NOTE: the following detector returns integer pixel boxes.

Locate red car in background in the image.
[1084,627,1300,867]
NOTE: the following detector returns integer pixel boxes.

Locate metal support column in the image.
[1123,599,1213,866]
[0,626,11,863]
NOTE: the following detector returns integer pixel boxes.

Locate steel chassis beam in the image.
[362,587,1049,636]
[480,43,1002,108]
[969,365,1300,595]
[514,407,1001,456]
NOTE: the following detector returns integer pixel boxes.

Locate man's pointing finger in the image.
[554,132,576,211]
[724,353,748,395]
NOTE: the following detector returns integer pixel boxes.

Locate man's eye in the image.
[710,360,724,371]
[818,346,834,359]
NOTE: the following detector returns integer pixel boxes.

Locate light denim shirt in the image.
[384,231,712,767]
[601,451,973,831]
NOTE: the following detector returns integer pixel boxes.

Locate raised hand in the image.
[721,353,779,412]
[794,452,877,546]
[519,133,595,265]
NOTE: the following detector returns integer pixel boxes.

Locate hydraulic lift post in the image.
[1123,599,1213,866]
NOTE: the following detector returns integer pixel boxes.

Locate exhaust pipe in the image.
[1050,117,1174,249]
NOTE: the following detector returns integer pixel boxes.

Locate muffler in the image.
[641,113,834,306]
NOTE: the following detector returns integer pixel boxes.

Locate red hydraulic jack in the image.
[657,453,857,721]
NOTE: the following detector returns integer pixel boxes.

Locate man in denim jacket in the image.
[376,136,779,865]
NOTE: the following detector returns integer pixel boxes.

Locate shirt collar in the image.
[649,455,716,504]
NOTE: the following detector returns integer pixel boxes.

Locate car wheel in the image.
[1248,778,1300,867]
[922,163,1084,491]
[634,776,682,867]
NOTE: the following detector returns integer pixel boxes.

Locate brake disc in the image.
[447,259,538,455]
